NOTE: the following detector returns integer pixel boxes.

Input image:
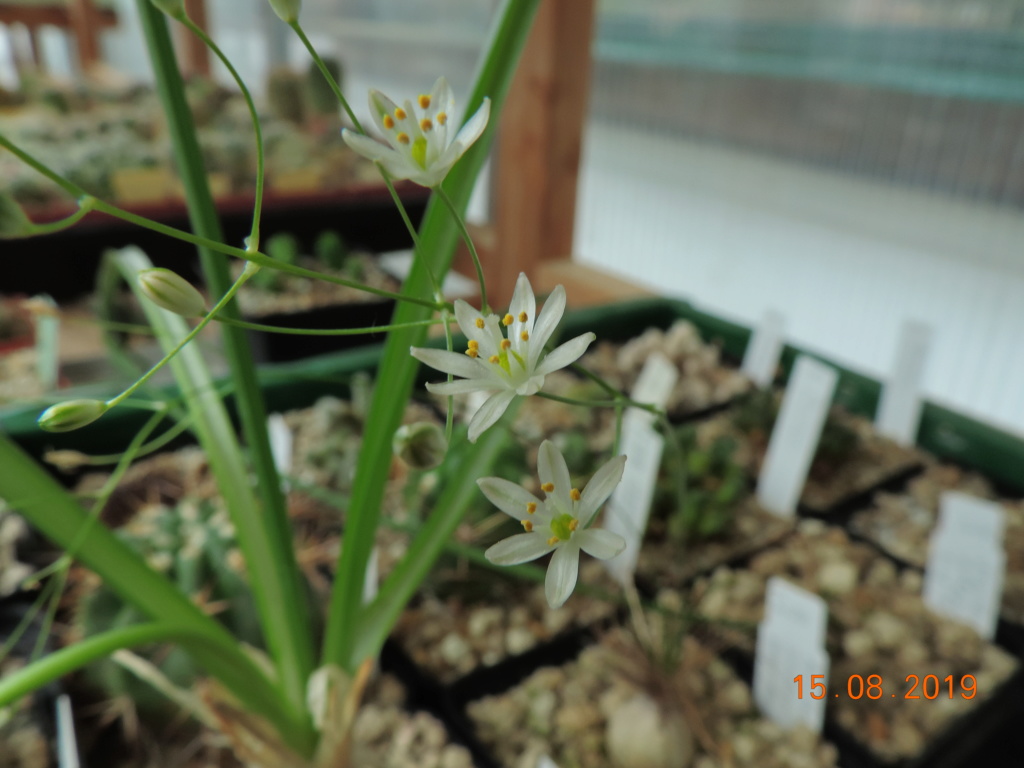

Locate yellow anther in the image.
[500,339,512,351]
[420,118,433,132]
[488,355,500,364]
[475,318,485,329]
[519,312,528,322]
[396,132,410,145]
[569,518,579,532]
[520,331,529,341]
[547,536,559,547]
[418,94,431,109]
[526,502,537,514]
[502,314,514,326]
[541,482,554,493]
[437,112,448,125]
[394,107,407,120]
[467,339,479,350]
[383,114,395,129]
[521,519,533,532]
[465,348,479,358]
[570,488,581,501]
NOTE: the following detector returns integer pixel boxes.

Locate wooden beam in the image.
[181,0,211,77]
[67,0,102,69]
[488,0,597,306]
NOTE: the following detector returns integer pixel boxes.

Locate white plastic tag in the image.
[923,492,1005,639]
[756,357,838,517]
[267,413,293,491]
[875,320,932,445]
[536,757,559,768]
[602,353,678,585]
[754,577,830,732]
[742,309,786,388]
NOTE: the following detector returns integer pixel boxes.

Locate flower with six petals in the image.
[410,273,595,443]
[478,441,627,609]
[342,77,490,187]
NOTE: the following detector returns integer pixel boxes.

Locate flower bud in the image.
[138,268,207,317]
[150,0,186,18]
[38,399,107,432]
[268,0,301,22]
[0,193,34,239]
[43,449,92,471]
[393,421,447,470]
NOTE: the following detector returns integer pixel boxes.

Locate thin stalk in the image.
[134,2,314,749]
[182,18,265,249]
[105,265,256,410]
[290,21,361,128]
[536,391,662,414]
[435,186,488,313]
[213,315,444,335]
[0,136,441,310]
[17,197,95,236]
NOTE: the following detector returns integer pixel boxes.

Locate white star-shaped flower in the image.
[341,77,490,188]
[478,441,627,609]
[410,273,596,443]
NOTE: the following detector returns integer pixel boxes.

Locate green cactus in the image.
[660,427,746,543]
[250,232,301,292]
[304,57,344,117]
[266,67,307,126]
[314,230,350,271]
[75,499,259,713]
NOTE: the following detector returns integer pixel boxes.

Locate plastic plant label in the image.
[875,319,932,445]
[32,295,61,391]
[602,353,678,585]
[937,491,1005,544]
[923,492,1005,639]
[754,577,830,733]
[536,757,559,768]
[267,413,293,491]
[756,356,839,517]
[742,309,786,388]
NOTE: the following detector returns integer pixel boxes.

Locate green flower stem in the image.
[290,20,362,129]
[0,622,284,719]
[323,0,543,672]
[18,196,95,236]
[285,22,444,302]
[435,185,489,313]
[134,1,314,750]
[349,419,511,666]
[0,136,442,311]
[570,361,622,399]
[181,17,265,250]
[212,315,444,335]
[536,390,662,414]
[0,434,288,728]
[103,265,256,411]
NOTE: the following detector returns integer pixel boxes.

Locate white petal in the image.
[534,332,596,377]
[509,273,536,357]
[545,543,580,609]
[425,378,494,395]
[578,454,627,525]
[452,97,490,152]
[529,285,566,367]
[477,477,544,520]
[410,346,484,379]
[368,90,399,133]
[485,533,553,565]
[467,389,516,443]
[538,440,572,513]
[576,528,626,560]
[454,299,485,342]
[342,130,392,163]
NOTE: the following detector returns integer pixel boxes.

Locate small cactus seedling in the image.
[249,231,300,292]
[658,426,747,542]
[75,498,259,714]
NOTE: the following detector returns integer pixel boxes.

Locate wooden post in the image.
[68,0,102,69]
[181,0,211,77]
[479,0,597,307]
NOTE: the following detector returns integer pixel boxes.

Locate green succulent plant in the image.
[75,498,259,713]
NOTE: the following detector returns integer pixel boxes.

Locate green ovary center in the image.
[411,137,428,168]
[550,513,577,542]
